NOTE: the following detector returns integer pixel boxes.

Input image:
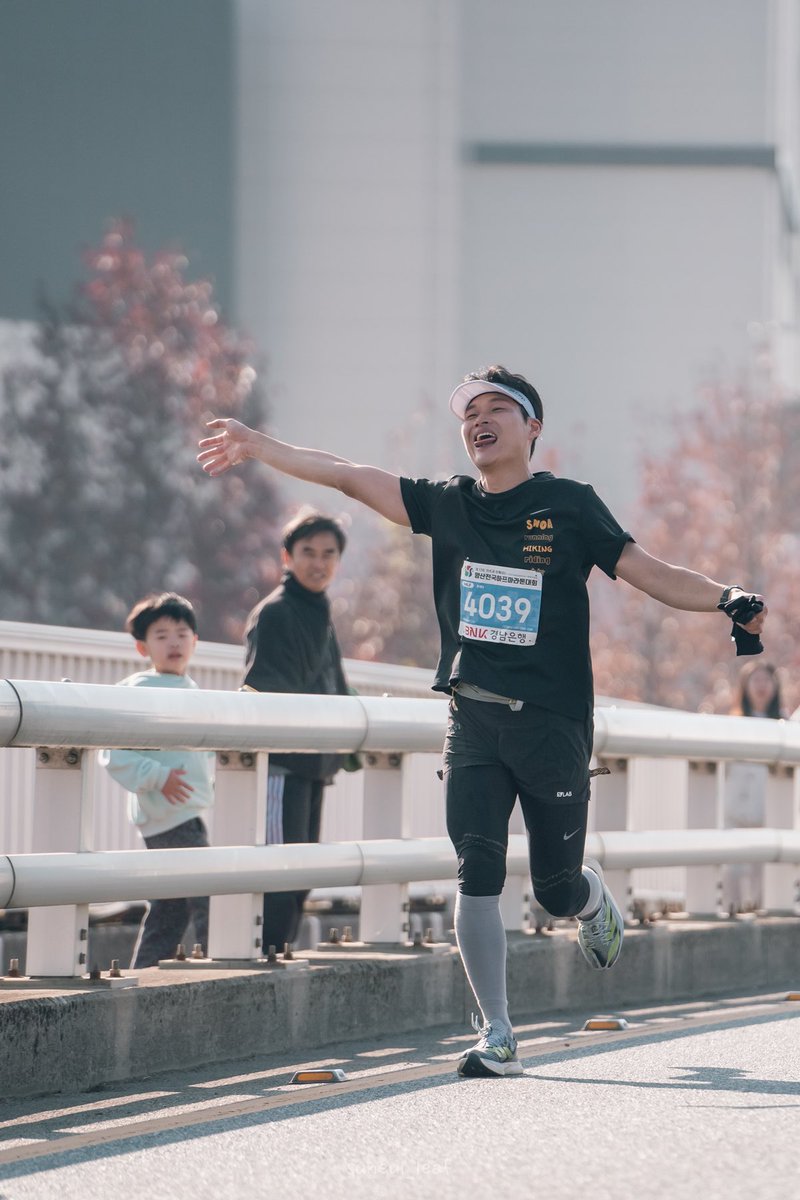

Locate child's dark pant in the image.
[133,816,210,968]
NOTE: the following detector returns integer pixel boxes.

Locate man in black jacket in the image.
[242,510,349,951]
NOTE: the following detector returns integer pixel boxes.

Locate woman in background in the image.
[731,661,785,720]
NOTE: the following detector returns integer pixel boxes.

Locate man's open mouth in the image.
[474,431,497,446]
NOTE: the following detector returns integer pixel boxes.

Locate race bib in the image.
[458,561,542,646]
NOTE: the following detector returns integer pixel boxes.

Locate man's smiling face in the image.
[282,531,342,593]
[460,392,539,470]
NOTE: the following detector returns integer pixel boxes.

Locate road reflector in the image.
[290,1068,349,1084]
[582,1016,629,1032]
[786,992,800,1001]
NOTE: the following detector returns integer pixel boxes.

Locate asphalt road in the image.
[1,991,799,1200]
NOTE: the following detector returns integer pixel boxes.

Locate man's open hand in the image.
[198,418,256,476]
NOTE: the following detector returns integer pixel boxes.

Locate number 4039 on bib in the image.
[458,561,542,647]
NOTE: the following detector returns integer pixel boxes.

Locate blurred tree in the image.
[333,519,438,667]
[590,373,800,713]
[0,220,282,640]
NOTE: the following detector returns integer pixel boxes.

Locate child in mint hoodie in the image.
[101,592,215,968]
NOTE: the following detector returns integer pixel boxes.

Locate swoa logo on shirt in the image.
[523,513,555,569]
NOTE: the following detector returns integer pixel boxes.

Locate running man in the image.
[198,365,766,1078]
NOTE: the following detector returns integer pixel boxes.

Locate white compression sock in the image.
[454,892,511,1033]
[577,864,604,920]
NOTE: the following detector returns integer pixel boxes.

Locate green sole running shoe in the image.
[577,858,624,969]
[457,1016,524,1077]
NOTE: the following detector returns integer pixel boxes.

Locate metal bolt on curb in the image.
[7,959,20,978]
[89,963,101,981]
[342,926,353,942]
[108,960,121,978]
[283,943,294,960]
[424,927,434,944]
[328,927,340,944]
[412,930,423,947]
[191,944,205,960]
[266,945,278,963]
[175,944,187,961]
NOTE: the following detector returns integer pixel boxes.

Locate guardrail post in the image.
[207,751,267,960]
[359,752,408,943]
[591,758,632,919]
[25,747,93,977]
[685,761,724,915]
[763,764,799,912]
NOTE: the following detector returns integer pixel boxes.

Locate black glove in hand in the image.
[717,592,765,656]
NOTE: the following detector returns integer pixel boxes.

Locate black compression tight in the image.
[445,763,591,917]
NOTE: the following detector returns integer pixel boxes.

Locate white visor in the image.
[449,379,540,422]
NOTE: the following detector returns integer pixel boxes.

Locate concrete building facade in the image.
[232,0,800,517]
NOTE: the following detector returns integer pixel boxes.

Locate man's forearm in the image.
[634,563,723,611]
[247,430,353,489]
[616,543,724,611]
[199,418,410,524]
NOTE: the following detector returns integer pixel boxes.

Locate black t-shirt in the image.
[400,472,633,720]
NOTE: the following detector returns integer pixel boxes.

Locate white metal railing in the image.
[0,618,440,860]
[1,677,800,976]
[4,829,800,909]
[0,619,437,698]
[5,677,800,761]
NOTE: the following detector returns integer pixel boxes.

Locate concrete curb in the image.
[2,918,799,1099]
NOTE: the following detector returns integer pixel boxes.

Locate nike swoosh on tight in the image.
[563,828,581,840]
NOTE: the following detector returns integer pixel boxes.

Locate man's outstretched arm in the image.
[615,542,767,633]
[197,418,411,527]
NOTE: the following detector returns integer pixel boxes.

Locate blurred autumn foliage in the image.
[333,520,439,667]
[0,220,282,640]
[589,374,800,714]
